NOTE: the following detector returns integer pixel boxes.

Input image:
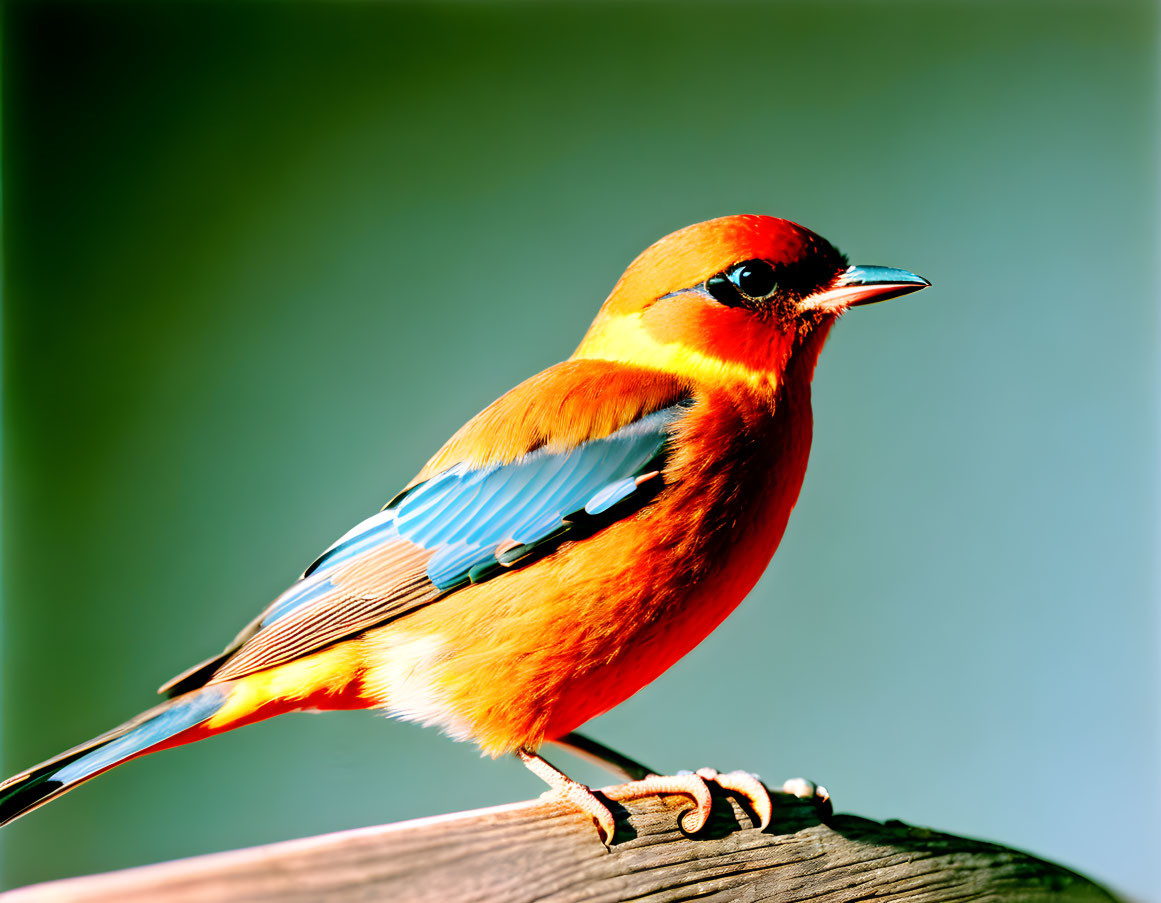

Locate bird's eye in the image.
[700,259,780,309]
[730,260,778,300]
[704,273,741,306]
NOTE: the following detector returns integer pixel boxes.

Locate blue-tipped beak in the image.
[806,264,931,311]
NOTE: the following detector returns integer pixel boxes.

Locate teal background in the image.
[3,1,1158,899]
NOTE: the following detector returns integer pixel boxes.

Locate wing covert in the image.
[163,382,694,692]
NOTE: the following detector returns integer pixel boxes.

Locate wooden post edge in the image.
[0,784,1121,902]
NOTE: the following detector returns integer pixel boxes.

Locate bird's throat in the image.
[574,303,837,393]
[574,310,794,389]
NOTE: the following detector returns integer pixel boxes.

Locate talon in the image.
[516,746,777,843]
[603,772,714,834]
[781,777,829,803]
[550,784,616,844]
[699,768,773,830]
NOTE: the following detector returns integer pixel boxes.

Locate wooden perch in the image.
[2,782,1118,903]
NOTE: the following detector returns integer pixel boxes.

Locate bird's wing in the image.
[160,362,692,696]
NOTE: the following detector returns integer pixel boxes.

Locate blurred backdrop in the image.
[3,1,1158,898]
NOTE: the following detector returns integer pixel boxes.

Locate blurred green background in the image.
[3,0,1157,898]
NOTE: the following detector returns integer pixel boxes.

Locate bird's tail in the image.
[0,685,230,827]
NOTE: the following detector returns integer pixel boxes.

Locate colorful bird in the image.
[0,215,928,842]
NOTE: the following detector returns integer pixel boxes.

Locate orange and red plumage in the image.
[0,214,928,836]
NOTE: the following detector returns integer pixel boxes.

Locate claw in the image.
[603,772,715,834]
[781,777,830,805]
[698,767,773,829]
[539,784,616,844]
[517,745,777,844]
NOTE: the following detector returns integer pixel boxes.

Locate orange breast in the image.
[359,363,816,756]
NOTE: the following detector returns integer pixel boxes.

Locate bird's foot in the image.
[517,749,731,842]
[603,767,773,833]
[517,745,776,843]
[780,776,832,814]
[602,771,716,834]
[540,775,620,844]
[696,767,772,829]
[522,762,718,842]
[517,746,618,843]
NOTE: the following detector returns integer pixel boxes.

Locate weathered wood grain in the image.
[1,784,1117,903]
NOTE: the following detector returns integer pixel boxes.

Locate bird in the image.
[0,214,928,842]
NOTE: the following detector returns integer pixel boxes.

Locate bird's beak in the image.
[803,265,930,313]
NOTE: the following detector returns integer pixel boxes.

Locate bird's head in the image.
[573,215,929,387]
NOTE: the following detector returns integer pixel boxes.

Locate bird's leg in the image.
[516,744,718,842]
[549,732,773,832]
[515,747,617,843]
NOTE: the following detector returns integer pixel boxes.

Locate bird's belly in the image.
[536,485,797,745]
[360,388,812,756]
[361,466,805,755]
[362,630,475,741]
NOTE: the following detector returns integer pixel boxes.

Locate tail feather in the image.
[0,686,229,827]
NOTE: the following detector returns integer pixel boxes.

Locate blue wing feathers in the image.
[409,402,689,590]
[149,395,692,693]
[301,510,397,579]
[53,688,229,785]
[585,477,639,515]
[0,686,231,825]
[263,400,691,625]
[427,542,480,589]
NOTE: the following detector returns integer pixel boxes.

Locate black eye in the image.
[730,260,778,300]
[705,273,743,306]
